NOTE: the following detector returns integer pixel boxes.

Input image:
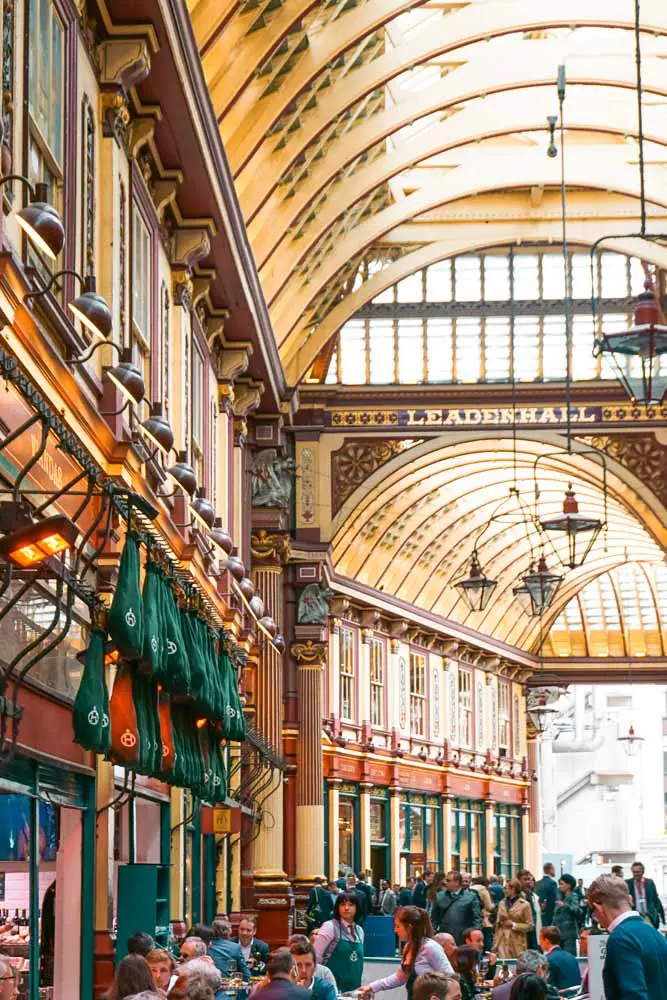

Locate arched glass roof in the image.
[545,562,667,656]
[188,0,667,386]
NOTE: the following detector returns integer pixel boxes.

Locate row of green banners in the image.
[73,530,246,801]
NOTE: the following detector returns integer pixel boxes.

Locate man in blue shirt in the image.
[290,940,337,1000]
[588,874,667,1000]
[539,925,581,991]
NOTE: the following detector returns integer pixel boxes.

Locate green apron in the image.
[325,921,363,993]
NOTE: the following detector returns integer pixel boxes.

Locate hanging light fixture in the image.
[617,724,645,757]
[540,483,603,570]
[525,670,567,736]
[454,552,497,612]
[512,580,535,616]
[595,279,667,405]
[521,555,563,614]
[526,691,560,735]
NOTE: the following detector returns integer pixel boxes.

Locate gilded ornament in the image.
[290,640,327,665]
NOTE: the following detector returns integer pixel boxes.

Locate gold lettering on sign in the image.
[29,433,64,490]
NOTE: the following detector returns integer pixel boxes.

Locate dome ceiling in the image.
[188,0,667,385]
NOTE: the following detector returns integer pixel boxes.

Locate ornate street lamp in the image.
[616,724,645,757]
[521,555,563,614]
[454,552,497,612]
[595,280,667,405]
[540,484,603,570]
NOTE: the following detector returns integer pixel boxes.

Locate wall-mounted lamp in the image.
[189,488,215,530]
[104,349,145,406]
[24,269,112,343]
[139,403,174,457]
[0,176,65,259]
[166,451,197,497]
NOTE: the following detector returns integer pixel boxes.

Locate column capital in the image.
[361,628,374,646]
[389,638,402,654]
[330,617,342,635]
[290,640,327,666]
[251,528,290,565]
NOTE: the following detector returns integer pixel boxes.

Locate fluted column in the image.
[291,635,327,887]
[389,789,401,885]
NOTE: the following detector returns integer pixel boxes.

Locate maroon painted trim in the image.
[192,313,210,492]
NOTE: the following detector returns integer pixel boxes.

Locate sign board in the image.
[587,934,607,1000]
[199,805,241,835]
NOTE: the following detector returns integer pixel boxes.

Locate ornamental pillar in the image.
[484,799,495,875]
[250,527,291,944]
[442,795,454,871]
[525,727,541,874]
[359,783,372,873]
[389,788,401,885]
[291,634,327,895]
[327,779,341,879]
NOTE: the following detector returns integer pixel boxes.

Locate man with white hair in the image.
[491,950,557,1000]
[181,958,224,996]
[588,874,667,1000]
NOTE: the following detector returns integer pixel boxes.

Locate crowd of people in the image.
[97,861,666,1000]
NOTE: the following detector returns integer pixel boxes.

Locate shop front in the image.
[493,804,523,878]
[450,798,486,875]
[399,793,441,883]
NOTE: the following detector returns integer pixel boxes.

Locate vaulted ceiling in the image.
[188,0,667,386]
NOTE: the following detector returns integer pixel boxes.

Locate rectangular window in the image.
[191,343,205,486]
[451,798,485,875]
[454,255,481,300]
[426,261,452,301]
[498,680,511,751]
[458,668,473,747]
[426,319,453,381]
[494,804,523,878]
[572,316,597,380]
[513,316,540,380]
[340,320,366,383]
[485,317,511,381]
[409,652,426,736]
[370,638,385,728]
[368,319,395,383]
[339,628,355,722]
[397,319,424,383]
[131,203,152,393]
[455,318,481,382]
[396,271,423,303]
[542,315,567,379]
[339,797,355,870]
[513,254,539,300]
[483,255,510,301]
[542,253,566,299]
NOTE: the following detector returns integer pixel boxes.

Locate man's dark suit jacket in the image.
[536,875,559,927]
[546,945,581,990]
[626,877,666,928]
[603,913,667,1000]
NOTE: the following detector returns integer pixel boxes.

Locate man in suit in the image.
[588,874,667,1000]
[627,861,665,929]
[335,869,347,890]
[378,880,397,915]
[356,871,375,913]
[413,870,434,909]
[536,863,559,928]
[518,869,541,951]
[345,874,369,926]
[399,880,415,906]
[306,877,334,931]
[232,915,269,974]
[431,871,481,945]
[539,925,581,991]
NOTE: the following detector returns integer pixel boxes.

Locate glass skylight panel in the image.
[513,317,539,380]
[426,319,453,381]
[426,261,452,301]
[339,320,366,384]
[542,254,566,299]
[368,319,395,384]
[484,317,511,380]
[514,254,539,300]
[542,315,567,379]
[396,271,424,302]
[599,573,621,627]
[454,255,481,301]
[600,252,629,298]
[483,255,510,301]
[397,319,424,382]
[325,348,338,384]
[629,257,647,295]
[581,581,604,627]
[571,252,594,299]
[572,316,597,380]
[455,318,481,381]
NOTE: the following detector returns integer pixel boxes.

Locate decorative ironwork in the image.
[331,438,423,515]
[579,432,667,507]
[81,96,95,272]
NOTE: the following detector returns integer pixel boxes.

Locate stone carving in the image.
[297,584,333,625]
[290,640,327,665]
[331,438,423,516]
[251,449,296,507]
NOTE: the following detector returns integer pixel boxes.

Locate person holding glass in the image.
[360,907,453,1000]
[208,920,250,981]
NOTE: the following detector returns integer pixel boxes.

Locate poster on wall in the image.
[0,795,57,862]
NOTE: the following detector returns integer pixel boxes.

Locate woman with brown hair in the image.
[493,879,534,959]
[360,906,453,1000]
[105,955,156,1000]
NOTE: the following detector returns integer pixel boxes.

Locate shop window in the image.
[458,668,473,748]
[451,798,485,875]
[27,0,64,274]
[339,628,355,722]
[131,202,153,392]
[498,680,510,752]
[409,652,426,736]
[370,798,386,843]
[370,638,385,728]
[494,804,523,878]
[400,795,441,873]
[338,797,355,870]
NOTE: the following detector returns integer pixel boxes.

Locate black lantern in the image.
[521,555,563,614]
[596,280,667,405]
[540,484,603,570]
[454,552,497,612]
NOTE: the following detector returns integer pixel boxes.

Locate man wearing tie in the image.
[626,862,665,929]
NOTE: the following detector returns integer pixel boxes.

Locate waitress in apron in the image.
[360,907,453,1000]
[314,892,364,993]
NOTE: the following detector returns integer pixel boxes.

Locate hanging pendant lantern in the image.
[512,580,535,616]
[521,555,563,614]
[454,552,497,612]
[540,483,603,569]
[617,724,645,757]
[596,280,667,405]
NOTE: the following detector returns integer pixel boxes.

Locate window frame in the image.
[130,168,159,402]
[339,626,356,723]
[498,680,511,753]
[409,650,427,737]
[458,667,473,749]
[369,636,385,729]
